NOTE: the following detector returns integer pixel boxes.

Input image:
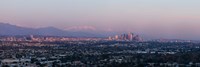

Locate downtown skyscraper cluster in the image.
[109,32,142,41]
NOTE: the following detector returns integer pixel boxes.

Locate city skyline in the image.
[1,0,200,40]
[1,1,200,67]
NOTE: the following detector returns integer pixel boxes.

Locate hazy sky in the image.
[1,0,200,40]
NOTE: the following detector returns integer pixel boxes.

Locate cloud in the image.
[65,26,97,31]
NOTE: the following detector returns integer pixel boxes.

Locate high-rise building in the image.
[108,32,142,41]
[128,32,134,41]
[115,35,119,40]
[134,35,143,41]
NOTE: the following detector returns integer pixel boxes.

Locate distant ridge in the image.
[0,22,104,37]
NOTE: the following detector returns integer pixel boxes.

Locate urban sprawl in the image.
[0,33,200,67]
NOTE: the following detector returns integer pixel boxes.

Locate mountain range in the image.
[0,22,106,37]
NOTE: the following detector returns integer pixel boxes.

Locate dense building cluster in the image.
[0,35,104,42]
[108,32,142,41]
[0,35,200,67]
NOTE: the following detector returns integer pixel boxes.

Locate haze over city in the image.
[2,0,200,67]
[1,0,200,40]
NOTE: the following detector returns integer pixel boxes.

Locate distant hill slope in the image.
[0,23,104,37]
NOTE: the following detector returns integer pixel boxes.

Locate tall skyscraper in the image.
[108,32,142,41]
[115,35,119,40]
[128,32,134,41]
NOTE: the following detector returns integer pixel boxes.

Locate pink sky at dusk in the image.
[0,0,200,40]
